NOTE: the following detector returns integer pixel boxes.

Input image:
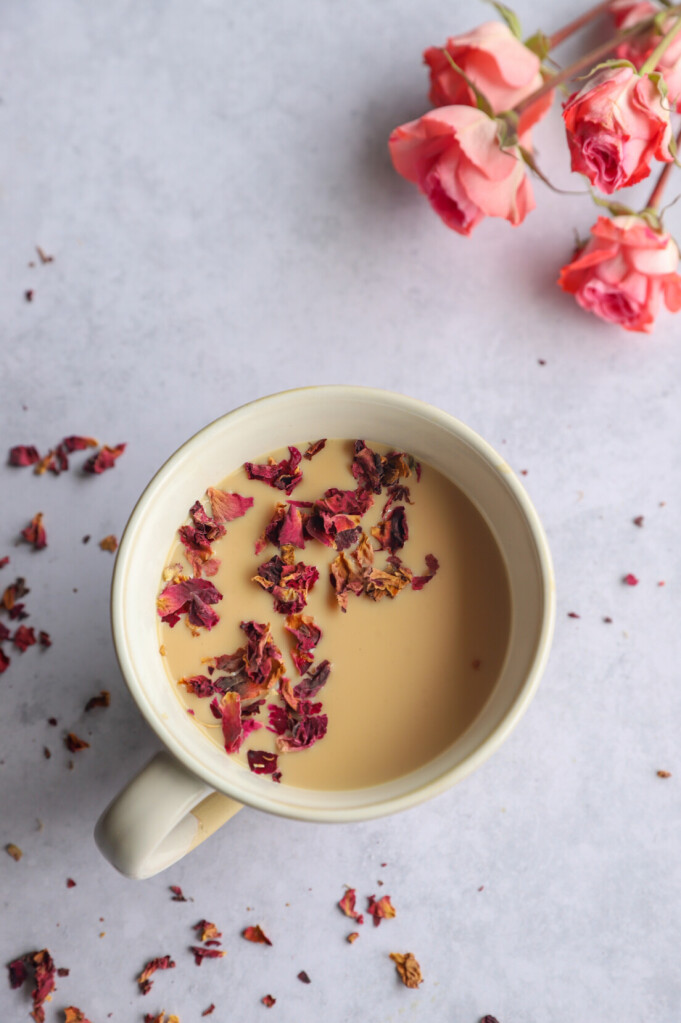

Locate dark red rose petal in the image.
[137,955,175,994]
[245,446,303,495]
[262,995,276,1008]
[190,946,225,966]
[247,749,279,775]
[202,1006,216,1017]
[623,573,639,586]
[0,649,10,673]
[13,625,36,652]
[38,631,51,648]
[169,885,187,902]
[303,439,326,460]
[62,436,98,453]
[83,443,126,474]
[9,445,40,467]
[157,578,222,630]
[411,553,440,591]
[297,969,311,983]
[210,692,243,753]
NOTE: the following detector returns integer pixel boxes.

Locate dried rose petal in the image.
[206,487,254,524]
[157,578,222,630]
[38,631,51,648]
[480,1017,501,1023]
[63,1009,93,1023]
[411,553,440,591]
[297,970,311,983]
[193,920,222,941]
[9,949,57,1023]
[202,1006,216,1017]
[247,749,279,775]
[137,955,175,994]
[83,443,126,474]
[0,649,10,674]
[99,535,118,553]
[64,733,90,753]
[347,932,359,943]
[84,690,110,712]
[169,885,187,902]
[21,513,47,551]
[371,506,408,554]
[61,436,97,453]
[623,573,639,586]
[242,925,272,946]
[0,556,8,568]
[253,556,319,615]
[210,692,243,753]
[367,894,396,926]
[13,626,36,652]
[178,675,221,698]
[338,888,364,925]
[190,946,225,966]
[276,710,327,753]
[261,995,276,1008]
[9,445,41,467]
[8,957,28,988]
[6,843,22,861]
[389,952,423,989]
[66,879,76,888]
[245,446,303,495]
[284,613,322,675]
[657,770,672,778]
[303,439,326,460]
[3,577,29,612]
[144,1014,180,1023]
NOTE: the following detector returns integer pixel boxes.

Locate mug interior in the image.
[112,387,555,821]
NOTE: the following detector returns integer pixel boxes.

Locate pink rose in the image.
[558,215,681,333]
[424,21,552,134]
[388,105,534,236]
[563,65,673,193]
[612,1,681,111]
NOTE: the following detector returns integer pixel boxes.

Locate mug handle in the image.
[94,751,242,879]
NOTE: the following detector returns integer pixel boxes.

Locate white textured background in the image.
[1,1,680,1021]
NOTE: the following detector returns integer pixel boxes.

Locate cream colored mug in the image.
[95,386,555,879]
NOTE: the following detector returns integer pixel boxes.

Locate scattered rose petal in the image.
[190,946,225,966]
[0,649,10,674]
[137,955,175,994]
[169,886,187,902]
[390,951,423,989]
[481,1017,501,1023]
[604,616,613,623]
[210,692,243,753]
[84,690,110,712]
[9,445,40,467]
[252,556,319,615]
[83,443,126,474]
[411,553,439,591]
[13,626,36,652]
[8,949,56,1022]
[144,1013,180,1023]
[202,1006,216,1017]
[38,631,51,648]
[284,613,322,675]
[261,995,276,1008]
[658,770,672,778]
[99,535,118,553]
[21,513,47,550]
[297,970,311,983]
[193,920,222,942]
[623,573,639,586]
[207,488,254,524]
[66,879,76,888]
[338,888,364,925]
[63,1009,92,1023]
[567,612,580,619]
[64,733,90,753]
[0,556,8,568]
[157,578,222,630]
[243,925,272,946]
[633,516,644,527]
[347,932,359,943]
[61,436,97,452]
[367,894,396,927]
[6,843,22,861]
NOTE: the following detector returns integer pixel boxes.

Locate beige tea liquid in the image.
[158,440,511,790]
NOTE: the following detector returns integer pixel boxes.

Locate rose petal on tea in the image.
[157,579,222,630]
[137,955,175,994]
[64,733,90,753]
[21,513,47,550]
[207,487,254,524]
[6,843,22,861]
[84,690,110,712]
[193,920,222,941]
[276,711,327,753]
[83,443,126,474]
[178,675,221,698]
[242,925,272,946]
[284,614,322,676]
[253,556,319,615]
[9,445,41,467]
[303,439,326,460]
[351,440,383,493]
[390,952,423,989]
[247,749,279,775]
[367,894,396,926]
[99,535,118,553]
[261,995,276,1008]
[293,660,331,702]
[371,506,408,555]
[210,692,243,753]
[245,446,303,495]
[190,946,225,966]
[411,553,439,591]
[338,888,364,924]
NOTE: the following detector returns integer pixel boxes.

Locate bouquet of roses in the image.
[389,0,681,333]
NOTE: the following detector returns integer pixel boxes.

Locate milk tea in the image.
[158,440,511,790]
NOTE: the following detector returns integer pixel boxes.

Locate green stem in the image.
[639,14,681,74]
[515,9,680,116]
[646,127,681,209]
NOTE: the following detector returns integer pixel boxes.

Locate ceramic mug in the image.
[95,386,555,879]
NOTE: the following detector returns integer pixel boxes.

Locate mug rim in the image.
[111,385,556,821]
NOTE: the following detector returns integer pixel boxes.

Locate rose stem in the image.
[639,14,681,75]
[646,127,681,210]
[547,1,613,50]
[514,12,677,116]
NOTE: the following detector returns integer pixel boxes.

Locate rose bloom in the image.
[388,105,534,235]
[424,21,553,133]
[558,215,681,333]
[611,0,681,111]
[563,65,672,193]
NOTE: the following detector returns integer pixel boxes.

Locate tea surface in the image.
[158,440,511,790]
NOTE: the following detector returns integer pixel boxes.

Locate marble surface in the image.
[2,1,681,1020]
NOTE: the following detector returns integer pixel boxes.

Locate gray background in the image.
[1,1,680,1020]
